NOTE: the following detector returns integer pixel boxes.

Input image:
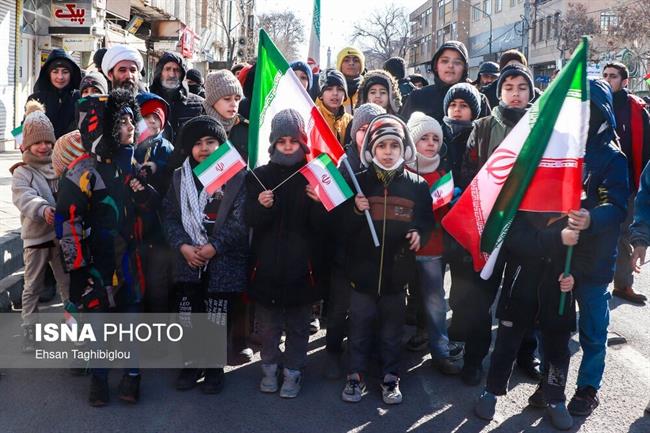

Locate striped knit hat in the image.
[52,130,85,176]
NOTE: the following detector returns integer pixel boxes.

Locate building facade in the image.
[408,0,434,80]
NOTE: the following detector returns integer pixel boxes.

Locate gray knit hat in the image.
[350,103,386,144]
[268,108,310,155]
[407,112,443,145]
[21,100,56,151]
[204,70,244,111]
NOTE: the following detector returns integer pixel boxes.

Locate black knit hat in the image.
[497,64,534,103]
[383,57,406,80]
[179,115,228,155]
[443,83,482,120]
[186,68,203,84]
[430,41,469,81]
[93,48,107,70]
[319,69,348,99]
[268,108,310,155]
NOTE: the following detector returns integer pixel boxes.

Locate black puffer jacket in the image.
[28,49,81,138]
[149,52,205,143]
[343,164,434,296]
[228,115,249,161]
[245,161,326,308]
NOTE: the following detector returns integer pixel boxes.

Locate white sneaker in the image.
[381,374,402,405]
[279,368,302,398]
[342,373,367,403]
[260,363,278,393]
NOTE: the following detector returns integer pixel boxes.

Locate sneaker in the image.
[448,341,464,361]
[612,286,647,305]
[461,364,484,386]
[405,329,428,352]
[260,363,279,393]
[528,384,549,408]
[309,317,320,335]
[381,374,403,405]
[88,375,109,407]
[201,368,224,394]
[432,357,462,375]
[22,325,36,353]
[279,368,302,398]
[517,357,543,381]
[176,368,203,390]
[322,352,343,380]
[547,402,573,430]
[118,374,140,404]
[568,386,599,416]
[474,390,497,420]
[342,373,367,403]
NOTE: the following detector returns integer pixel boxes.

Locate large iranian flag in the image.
[442,38,589,278]
[248,29,344,169]
[307,0,320,71]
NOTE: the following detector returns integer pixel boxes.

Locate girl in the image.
[356,70,402,115]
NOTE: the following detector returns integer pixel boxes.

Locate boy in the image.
[79,72,108,97]
[316,70,353,145]
[11,101,70,352]
[341,114,434,404]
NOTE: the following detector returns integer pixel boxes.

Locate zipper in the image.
[377,187,388,296]
[508,265,522,300]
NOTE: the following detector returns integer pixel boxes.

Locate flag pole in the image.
[247,166,268,190]
[558,246,573,316]
[341,157,380,247]
[270,168,303,192]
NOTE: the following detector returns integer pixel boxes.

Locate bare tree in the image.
[216,0,240,66]
[557,3,601,62]
[609,1,650,74]
[257,11,305,60]
[351,4,409,64]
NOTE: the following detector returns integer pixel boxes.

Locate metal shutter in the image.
[0,0,16,147]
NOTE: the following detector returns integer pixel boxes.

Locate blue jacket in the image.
[572,80,629,286]
[630,161,650,247]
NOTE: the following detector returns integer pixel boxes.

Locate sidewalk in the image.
[0,150,22,237]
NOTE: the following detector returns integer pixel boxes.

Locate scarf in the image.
[372,158,403,186]
[180,158,209,245]
[269,147,306,166]
[498,101,528,127]
[443,116,474,137]
[22,150,58,193]
[205,104,238,132]
[407,153,440,175]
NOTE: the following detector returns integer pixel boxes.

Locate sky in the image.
[256,0,426,66]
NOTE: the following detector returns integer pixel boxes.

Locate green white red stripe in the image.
[12,125,22,148]
[299,153,353,211]
[249,29,344,169]
[307,0,320,71]
[193,141,246,194]
[442,38,589,278]
[136,118,154,144]
[430,171,454,210]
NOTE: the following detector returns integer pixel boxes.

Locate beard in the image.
[161,78,180,89]
[113,78,138,95]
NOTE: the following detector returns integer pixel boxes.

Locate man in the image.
[101,45,145,97]
[602,61,650,305]
[186,68,205,98]
[474,61,500,90]
[400,41,490,123]
[336,46,365,114]
[383,56,416,101]
[149,52,205,142]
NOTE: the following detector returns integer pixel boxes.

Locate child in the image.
[315,70,353,145]
[56,89,143,406]
[356,70,402,115]
[135,92,173,194]
[162,115,249,394]
[341,114,434,404]
[405,112,460,375]
[204,70,249,161]
[474,213,578,430]
[79,72,108,97]
[245,109,324,399]
[11,101,70,352]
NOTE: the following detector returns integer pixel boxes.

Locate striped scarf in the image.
[180,158,209,245]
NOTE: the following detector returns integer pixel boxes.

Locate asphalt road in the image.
[1,272,649,433]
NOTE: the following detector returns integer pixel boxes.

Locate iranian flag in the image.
[431,172,454,210]
[136,118,155,145]
[248,29,344,169]
[299,153,353,211]
[442,38,589,278]
[193,141,246,194]
[307,0,321,72]
[12,125,23,149]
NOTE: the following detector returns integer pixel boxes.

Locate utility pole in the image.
[523,0,531,59]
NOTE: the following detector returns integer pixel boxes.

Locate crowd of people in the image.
[8,39,650,430]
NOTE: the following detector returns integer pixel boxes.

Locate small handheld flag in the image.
[193,141,247,194]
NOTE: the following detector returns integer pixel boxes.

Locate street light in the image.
[456,0,493,58]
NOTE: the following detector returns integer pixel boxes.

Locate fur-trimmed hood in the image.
[355,69,402,114]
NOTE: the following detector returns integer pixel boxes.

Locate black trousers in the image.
[486,321,571,403]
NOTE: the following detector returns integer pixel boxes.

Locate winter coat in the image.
[27,49,81,138]
[441,118,474,189]
[163,169,248,294]
[342,76,362,115]
[631,161,650,247]
[245,161,326,307]
[315,98,353,145]
[355,70,402,115]
[10,162,58,248]
[149,52,205,143]
[228,115,249,161]
[497,213,576,332]
[343,164,435,296]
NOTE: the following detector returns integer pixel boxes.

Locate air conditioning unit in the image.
[238,37,246,46]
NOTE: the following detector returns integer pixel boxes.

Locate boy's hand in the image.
[632,245,647,273]
[406,230,421,251]
[558,273,574,292]
[43,207,55,225]
[305,185,320,202]
[180,244,207,268]
[129,178,145,192]
[258,190,274,208]
[197,244,217,260]
[568,208,591,230]
[354,194,369,212]
[561,227,579,246]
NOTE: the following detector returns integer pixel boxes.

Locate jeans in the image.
[416,257,449,359]
[614,195,635,289]
[257,303,312,370]
[575,283,610,390]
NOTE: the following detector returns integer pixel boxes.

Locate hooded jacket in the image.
[356,70,402,115]
[149,52,205,143]
[27,49,81,139]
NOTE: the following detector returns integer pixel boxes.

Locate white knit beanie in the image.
[407,111,443,145]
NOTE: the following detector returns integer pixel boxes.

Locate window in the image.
[600,12,618,34]
[531,19,536,44]
[554,13,560,38]
[510,0,515,6]
[437,29,445,47]
[495,0,502,13]
[546,16,552,39]
[452,22,457,39]
[483,0,491,16]
[438,0,446,25]
[472,3,481,21]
